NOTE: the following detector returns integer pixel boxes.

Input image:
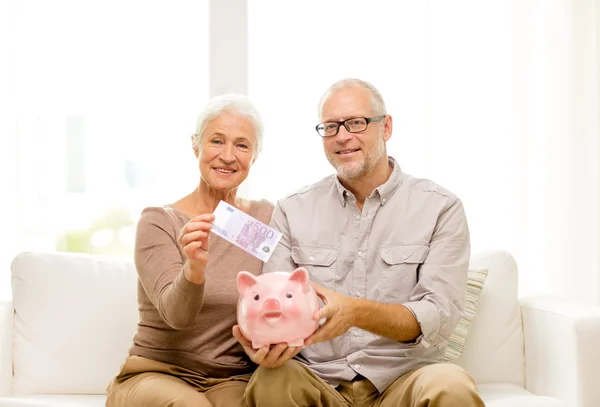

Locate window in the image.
[2,0,208,298]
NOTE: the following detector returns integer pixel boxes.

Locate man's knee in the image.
[417,363,484,406]
[246,361,324,407]
[247,360,309,389]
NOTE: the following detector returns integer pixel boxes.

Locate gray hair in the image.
[318,78,387,119]
[193,93,264,157]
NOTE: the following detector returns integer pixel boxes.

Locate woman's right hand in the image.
[177,213,215,284]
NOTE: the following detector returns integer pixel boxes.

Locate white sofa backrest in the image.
[11,252,138,395]
[457,250,525,386]
[9,249,526,395]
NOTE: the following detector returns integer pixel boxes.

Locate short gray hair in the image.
[318,78,387,119]
[193,93,264,157]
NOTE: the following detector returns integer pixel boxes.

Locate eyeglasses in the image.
[315,115,386,137]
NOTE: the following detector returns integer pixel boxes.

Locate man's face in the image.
[320,86,391,181]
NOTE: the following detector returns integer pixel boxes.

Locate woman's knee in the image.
[106,372,210,407]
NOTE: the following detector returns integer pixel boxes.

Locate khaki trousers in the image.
[105,356,250,407]
[245,360,485,407]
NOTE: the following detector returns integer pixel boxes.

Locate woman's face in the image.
[195,110,257,192]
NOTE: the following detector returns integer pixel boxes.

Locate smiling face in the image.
[195,109,257,193]
[320,85,391,181]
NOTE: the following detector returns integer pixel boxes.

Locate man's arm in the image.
[400,198,470,346]
[306,198,470,346]
[305,286,421,345]
[351,300,421,342]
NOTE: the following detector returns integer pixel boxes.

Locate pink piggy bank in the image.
[236,267,320,349]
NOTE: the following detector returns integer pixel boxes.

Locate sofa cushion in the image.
[456,250,525,386]
[443,268,488,362]
[11,252,138,395]
[9,250,526,394]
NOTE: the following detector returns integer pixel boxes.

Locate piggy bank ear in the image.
[289,267,310,293]
[237,271,258,295]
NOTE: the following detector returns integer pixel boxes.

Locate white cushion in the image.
[478,383,569,407]
[456,250,525,386]
[11,252,138,395]
[0,394,106,407]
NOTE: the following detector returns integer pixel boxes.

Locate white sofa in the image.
[0,250,599,407]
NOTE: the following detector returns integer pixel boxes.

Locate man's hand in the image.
[232,325,301,368]
[304,283,356,346]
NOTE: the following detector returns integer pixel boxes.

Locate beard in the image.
[326,139,386,180]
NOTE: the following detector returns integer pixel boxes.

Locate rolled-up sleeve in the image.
[402,198,470,346]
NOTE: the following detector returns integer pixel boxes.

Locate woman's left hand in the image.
[232,325,301,368]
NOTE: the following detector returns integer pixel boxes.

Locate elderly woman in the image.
[106,94,274,407]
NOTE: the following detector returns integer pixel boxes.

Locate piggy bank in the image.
[236,267,320,349]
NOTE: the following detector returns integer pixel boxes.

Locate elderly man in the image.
[234,78,484,407]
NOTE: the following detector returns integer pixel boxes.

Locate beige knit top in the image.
[128,199,274,377]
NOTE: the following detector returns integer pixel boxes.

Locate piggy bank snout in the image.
[263,298,281,311]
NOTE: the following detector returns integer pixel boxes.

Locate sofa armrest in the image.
[520,294,600,407]
[0,300,13,397]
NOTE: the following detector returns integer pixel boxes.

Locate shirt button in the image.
[355,215,361,220]
[355,292,362,297]
[355,364,361,370]
[402,254,408,260]
[309,256,314,261]
[353,330,360,336]
[357,251,362,257]
[382,198,387,203]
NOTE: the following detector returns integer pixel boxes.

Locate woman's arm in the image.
[134,207,208,330]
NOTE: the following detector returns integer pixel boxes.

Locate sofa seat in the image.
[478,384,568,407]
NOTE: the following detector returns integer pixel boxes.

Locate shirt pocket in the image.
[377,244,429,303]
[291,245,338,290]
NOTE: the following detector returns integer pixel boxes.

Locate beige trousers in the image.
[105,356,250,407]
[245,360,485,407]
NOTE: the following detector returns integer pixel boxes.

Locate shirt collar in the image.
[334,156,404,207]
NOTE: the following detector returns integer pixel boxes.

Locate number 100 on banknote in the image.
[211,200,282,263]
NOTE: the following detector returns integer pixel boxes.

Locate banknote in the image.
[211,200,282,263]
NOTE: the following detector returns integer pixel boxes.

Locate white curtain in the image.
[246,0,600,305]
[508,0,599,305]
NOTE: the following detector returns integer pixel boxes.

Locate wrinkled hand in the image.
[304,283,355,346]
[178,213,214,265]
[232,325,301,368]
[178,213,214,283]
